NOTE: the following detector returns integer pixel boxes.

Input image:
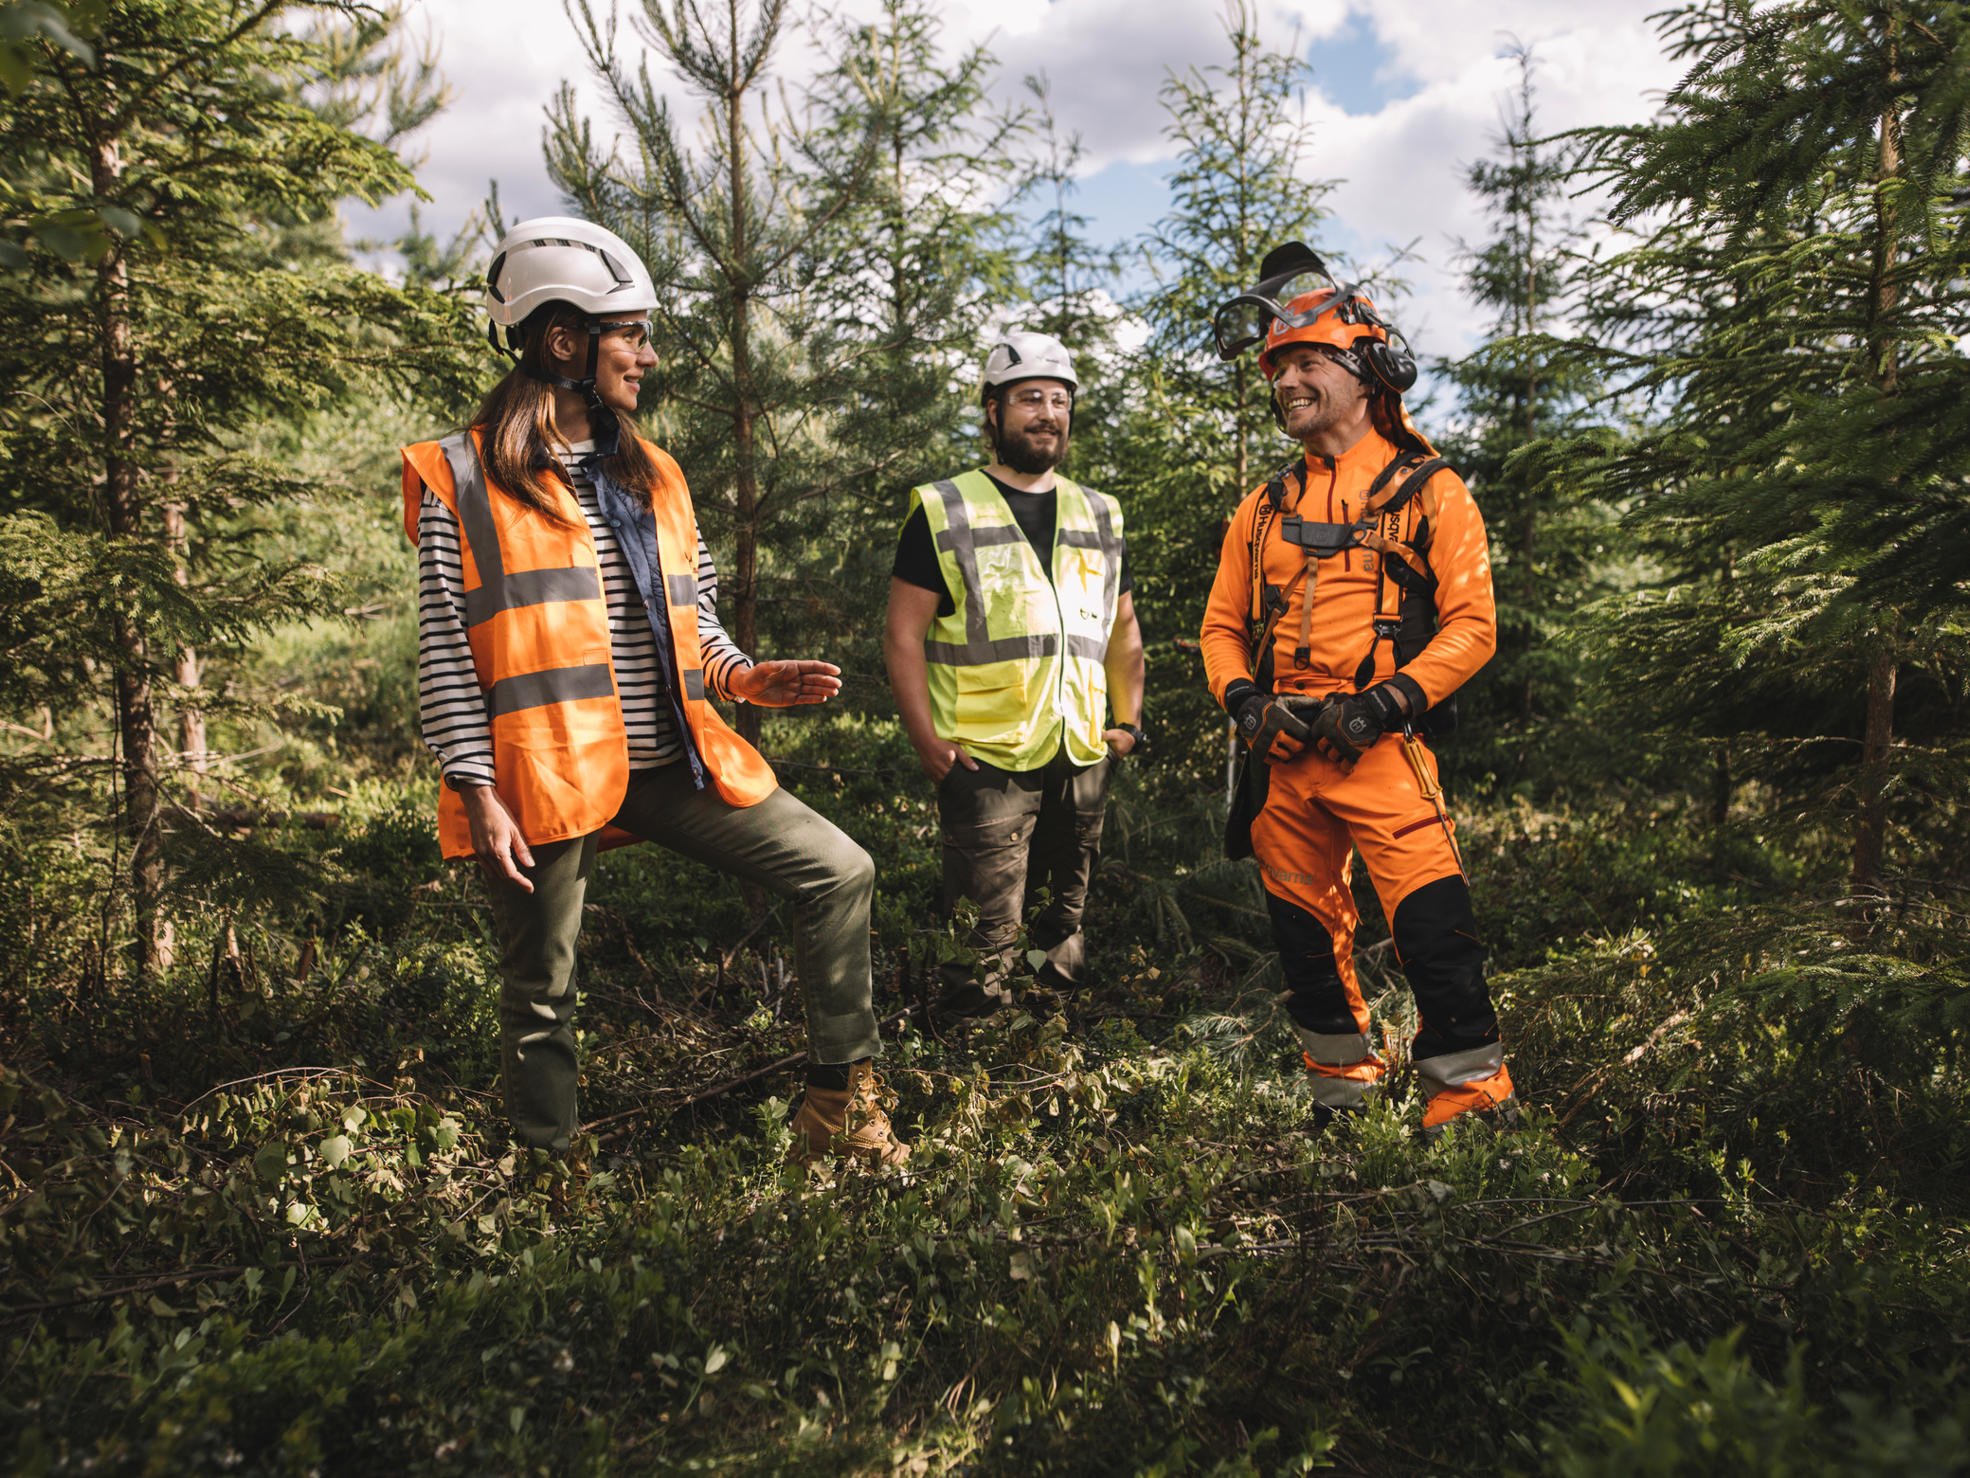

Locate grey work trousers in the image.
[487,765,879,1150]
[937,747,1113,996]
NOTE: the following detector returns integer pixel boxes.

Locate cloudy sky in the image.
[349,0,1684,364]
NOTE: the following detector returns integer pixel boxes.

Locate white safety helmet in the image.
[980,330,1078,404]
[482,215,659,416]
[483,215,658,348]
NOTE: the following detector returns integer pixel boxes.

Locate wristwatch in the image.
[1113,721,1147,753]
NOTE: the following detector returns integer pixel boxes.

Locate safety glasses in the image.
[597,317,654,349]
[1210,242,1388,361]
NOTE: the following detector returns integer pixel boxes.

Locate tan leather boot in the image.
[789,1060,911,1168]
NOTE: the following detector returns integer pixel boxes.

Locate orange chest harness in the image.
[1245,450,1449,691]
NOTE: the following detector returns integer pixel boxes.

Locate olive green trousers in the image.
[487,766,879,1150]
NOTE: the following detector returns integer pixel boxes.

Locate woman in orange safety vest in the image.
[405,216,905,1166]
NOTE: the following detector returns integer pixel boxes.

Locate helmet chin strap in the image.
[521,319,620,455]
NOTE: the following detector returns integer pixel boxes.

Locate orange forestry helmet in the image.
[1257,289,1390,380]
[1213,241,1418,395]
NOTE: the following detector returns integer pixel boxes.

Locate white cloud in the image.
[345,0,693,246]
[354,0,1681,367]
[1309,2,1681,362]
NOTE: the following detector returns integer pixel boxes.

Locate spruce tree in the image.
[1436,44,1609,785]
[1123,0,1331,793]
[985,75,1136,504]
[1138,0,1328,516]
[1561,1,1970,890]
[0,0,470,976]
[783,0,1020,694]
[549,0,897,747]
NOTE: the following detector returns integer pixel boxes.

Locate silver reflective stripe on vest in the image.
[442,433,598,629]
[464,567,599,626]
[667,572,698,607]
[1294,1027,1374,1066]
[930,478,993,650]
[683,669,705,701]
[1415,1040,1506,1093]
[1294,1027,1379,1107]
[964,524,1029,550]
[924,632,1061,665]
[486,663,615,718]
[442,434,502,582]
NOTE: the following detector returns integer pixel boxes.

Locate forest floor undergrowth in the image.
[3,760,1967,1475]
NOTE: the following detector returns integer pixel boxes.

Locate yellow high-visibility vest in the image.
[908,469,1125,771]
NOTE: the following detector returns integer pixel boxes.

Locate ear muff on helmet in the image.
[1359,335,1417,394]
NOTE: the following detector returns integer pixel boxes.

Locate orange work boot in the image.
[789,1060,911,1168]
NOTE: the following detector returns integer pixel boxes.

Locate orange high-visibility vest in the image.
[402,428,777,860]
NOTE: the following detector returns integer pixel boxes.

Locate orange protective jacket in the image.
[402,429,776,860]
[1200,426,1496,711]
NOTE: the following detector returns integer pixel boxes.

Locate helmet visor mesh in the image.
[1212,268,1355,360]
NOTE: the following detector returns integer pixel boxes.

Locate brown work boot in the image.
[789,1060,911,1169]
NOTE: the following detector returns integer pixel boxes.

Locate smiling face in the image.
[987,377,1073,475]
[1270,342,1370,451]
[546,312,657,416]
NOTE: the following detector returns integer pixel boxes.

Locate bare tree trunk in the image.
[889,130,907,349]
[1710,740,1732,828]
[1853,638,1896,890]
[94,134,168,976]
[1231,5,1253,501]
[1852,65,1902,895]
[1515,55,1541,729]
[162,491,207,809]
[725,0,762,749]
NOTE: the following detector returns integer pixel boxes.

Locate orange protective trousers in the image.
[1252,735,1514,1129]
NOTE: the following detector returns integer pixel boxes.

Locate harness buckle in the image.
[1280,515,1359,558]
[1372,618,1403,640]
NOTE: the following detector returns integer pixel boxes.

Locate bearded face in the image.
[988,381,1073,473]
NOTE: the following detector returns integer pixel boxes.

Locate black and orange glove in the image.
[1227,681,1318,765]
[1307,683,1407,766]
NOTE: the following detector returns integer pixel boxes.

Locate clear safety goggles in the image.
[1209,245,1389,362]
[595,316,654,349]
[1004,384,1074,411]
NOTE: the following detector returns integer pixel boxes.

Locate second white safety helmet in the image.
[980,330,1078,403]
[483,215,658,345]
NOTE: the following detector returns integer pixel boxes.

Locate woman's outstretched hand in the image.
[731,659,843,708]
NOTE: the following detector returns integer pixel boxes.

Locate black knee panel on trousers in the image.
[1264,889,1359,1036]
[1392,875,1499,1053]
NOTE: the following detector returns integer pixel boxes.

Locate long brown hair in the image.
[471,303,661,524]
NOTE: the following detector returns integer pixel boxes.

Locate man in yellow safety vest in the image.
[884,332,1145,1019]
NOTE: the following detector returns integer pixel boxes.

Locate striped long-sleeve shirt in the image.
[416,441,753,785]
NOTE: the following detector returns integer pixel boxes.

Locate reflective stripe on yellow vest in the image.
[402,429,776,860]
[909,469,1124,771]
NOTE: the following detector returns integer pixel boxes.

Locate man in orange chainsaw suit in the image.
[1200,253,1517,1133]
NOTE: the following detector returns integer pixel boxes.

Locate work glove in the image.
[1227,681,1320,765]
[1307,683,1408,766]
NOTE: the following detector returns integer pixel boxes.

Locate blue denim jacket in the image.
[585,452,709,791]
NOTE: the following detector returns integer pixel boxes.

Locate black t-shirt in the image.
[892,473,1131,618]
